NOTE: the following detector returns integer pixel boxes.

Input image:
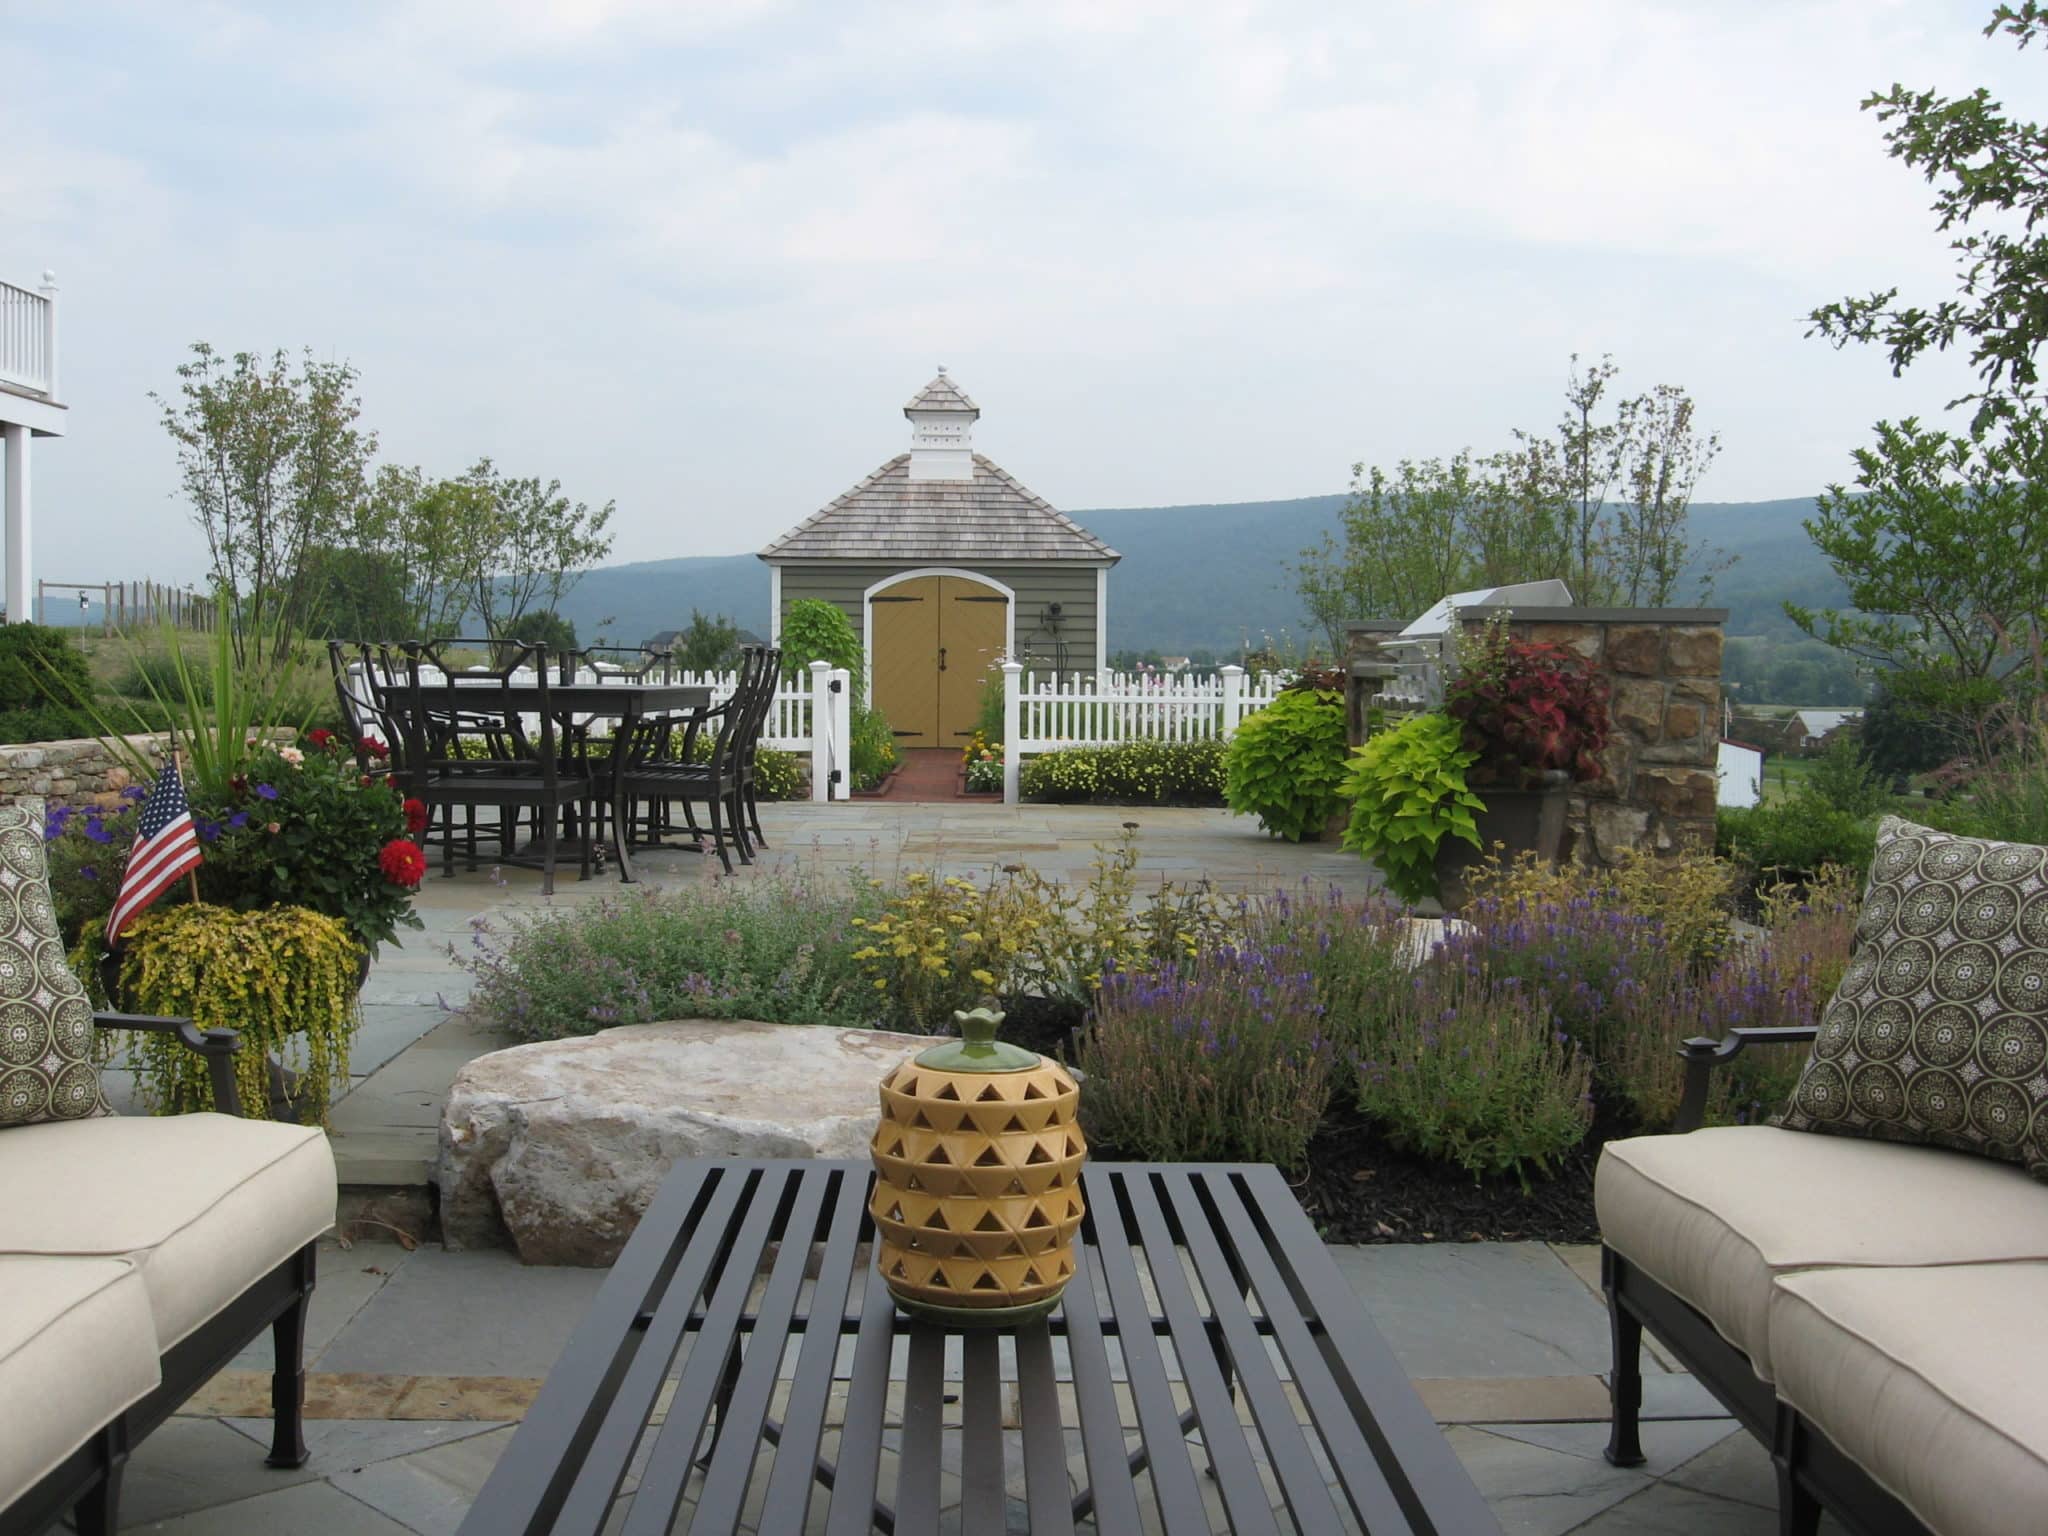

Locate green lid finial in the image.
[913,1006,1040,1072]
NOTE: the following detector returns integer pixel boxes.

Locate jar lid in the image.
[913,1007,1040,1073]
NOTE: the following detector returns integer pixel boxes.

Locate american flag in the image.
[106,765,203,945]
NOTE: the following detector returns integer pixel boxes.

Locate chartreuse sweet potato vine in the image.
[100,903,361,1124]
[1223,686,1349,841]
[1339,712,1486,905]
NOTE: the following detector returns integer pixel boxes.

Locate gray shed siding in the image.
[774,561,1107,676]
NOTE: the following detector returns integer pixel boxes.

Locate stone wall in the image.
[1347,606,1728,866]
[0,734,173,809]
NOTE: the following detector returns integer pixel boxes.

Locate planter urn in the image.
[868,1007,1086,1326]
[1434,767,1572,911]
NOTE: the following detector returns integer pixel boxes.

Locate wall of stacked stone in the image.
[1346,607,1728,867]
[0,734,174,810]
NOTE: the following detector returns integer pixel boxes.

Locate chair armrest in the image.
[1673,1026,1817,1133]
[92,1012,244,1118]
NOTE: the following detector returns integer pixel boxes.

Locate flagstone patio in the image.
[116,802,1832,1531]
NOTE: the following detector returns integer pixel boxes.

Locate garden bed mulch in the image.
[1000,998,1611,1247]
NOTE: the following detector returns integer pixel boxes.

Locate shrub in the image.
[1223,685,1349,840]
[852,870,1061,1030]
[0,702,158,745]
[1240,879,1415,1042]
[1336,712,1483,904]
[0,623,94,714]
[105,902,362,1124]
[1802,733,1892,818]
[1716,799,1878,890]
[1019,740,1227,804]
[849,705,898,790]
[780,599,862,683]
[1077,943,1334,1170]
[460,873,884,1040]
[118,648,211,704]
[1352,952,1593,1186]
[1443,888,1658,1064]
[1467,848,1737,971]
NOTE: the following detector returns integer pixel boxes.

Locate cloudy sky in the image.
[0,0,2031,588]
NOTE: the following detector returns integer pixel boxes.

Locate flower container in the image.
[1434,768,1571,911]
[869,1007,1086,1326]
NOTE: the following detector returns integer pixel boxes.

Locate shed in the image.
[760,371,1120,749]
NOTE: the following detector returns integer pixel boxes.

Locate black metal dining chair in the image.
[395,641,596,894]
[618,645,774,876]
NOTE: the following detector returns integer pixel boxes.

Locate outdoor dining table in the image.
[458,1158,1503,1535]
[403,680,712,883]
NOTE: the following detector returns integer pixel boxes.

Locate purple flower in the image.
[79,865,97,881]
[255,783,279,801]
[120,784,146,801]
[82,817,111,845]
[227,811,249,830]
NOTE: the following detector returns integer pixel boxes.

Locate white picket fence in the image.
[1000,663,1282,803]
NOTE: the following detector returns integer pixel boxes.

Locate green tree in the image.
[671,609,742,671]
[447,459,614,641]
[153,343,377,666]
[296,544,412,640]
[503,609,578,656]
[1809,4,2048,432]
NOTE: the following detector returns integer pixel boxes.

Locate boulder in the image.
[436,1020,933,1265]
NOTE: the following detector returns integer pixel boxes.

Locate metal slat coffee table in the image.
[459,1160,1501,1535]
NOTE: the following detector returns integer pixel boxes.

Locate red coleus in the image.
[378,838,428,889]
[402,797,429,835]
[306,728,335,749]
[359,735,390,760]
[1444,637,1611,783]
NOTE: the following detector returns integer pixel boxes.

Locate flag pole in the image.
[170,744,200,905]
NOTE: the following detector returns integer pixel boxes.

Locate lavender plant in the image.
[1076,943,1333,1170]
[458,873,885,1039]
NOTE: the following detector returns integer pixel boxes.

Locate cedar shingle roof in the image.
[760,454,1120,564]
[904,371,978,415]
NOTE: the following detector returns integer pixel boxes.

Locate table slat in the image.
[1158,1167,1352,1534]
[454,1161,725,1536]
[623,1165,795,1535]
[822,1267,901,1536]
[896,1326,946,1536]
[691,1168,833,1532]
[1235,1164,1505,1535]
[1083,1171,1217,1532]
[1196,1168,1416,1532]
[754,1170,870,1535]
[960,1330,1006,1534]
[1053,1245,1146,1535]
[1014,1324,1078,1536]
[1117,1168,1283,1536]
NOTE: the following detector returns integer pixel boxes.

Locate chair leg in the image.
[72,1423,127,1536]
[728,789,753,864]
[578,799,594,883]
[1771,1408,1823,1536]
[746,784,768,847]
[541,802,559,897]
[267,1244,315,1468]
[1603,1251,1646,1467]
[705,792,735,876]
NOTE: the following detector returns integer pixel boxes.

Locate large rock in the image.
[436,1020,932,1265]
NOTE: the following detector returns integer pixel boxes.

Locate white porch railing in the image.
[0,276,58,397]
[999,663,1283,802]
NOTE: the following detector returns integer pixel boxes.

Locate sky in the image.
[0,0,2036,590]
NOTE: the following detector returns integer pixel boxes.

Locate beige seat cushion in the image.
[0,1255,159,1508]
[1771,1263,2048,1536]
[0,1113,335,1349]
[1597,1125,2048,1379]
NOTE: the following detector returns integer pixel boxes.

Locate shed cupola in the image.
[904,366,979,482]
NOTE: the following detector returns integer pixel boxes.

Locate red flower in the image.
[385,773,399,789]
[359,735,390,760]
[402,797,429,835]
[379,838,427,889]
[307,728,335,749]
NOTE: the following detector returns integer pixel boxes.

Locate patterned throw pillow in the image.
[1777,816,2048,1176]
[0,800,109,1127]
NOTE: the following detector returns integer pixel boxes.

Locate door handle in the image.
[938,647,947,672]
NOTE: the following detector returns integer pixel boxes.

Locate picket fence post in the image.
[1220,664,1246,739]
[809,661,832,803]
[831,668,852,800]
[1001,659,1023,805]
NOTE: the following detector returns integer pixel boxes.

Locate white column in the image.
[1219,663,1245,739]
[1095,565,1108,689]
[809,660,831,802]
[3,425,28,626]
[768,565,782,642]
[831,668,852,800]
[1001,659,1023,805]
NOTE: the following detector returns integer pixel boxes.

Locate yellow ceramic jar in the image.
[869,1008,1086,1325]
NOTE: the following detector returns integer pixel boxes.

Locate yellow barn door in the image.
[938,577,1007,745]
[871,577,941,746]
[869,574,1009,750]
